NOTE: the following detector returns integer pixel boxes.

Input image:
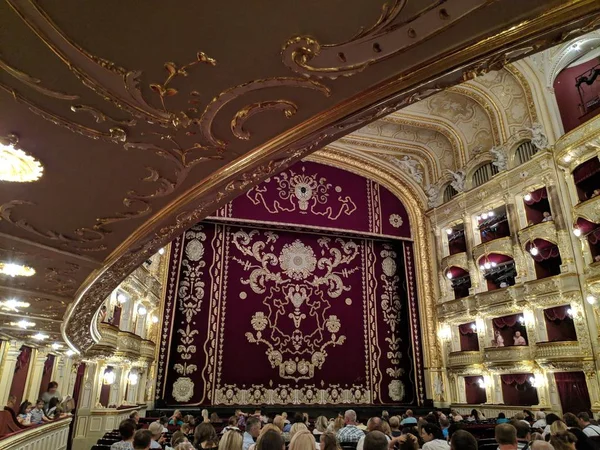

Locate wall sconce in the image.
[586,295,597,305]
[65,350,75,357]
[573,227,582,237]
[117,292,127,304]
[445,228,453,235]
[567,307,575,318]
[529,374,545,388]
[477,378,486,389]
[446,272,453,280]
[529,246,539,256]
[563,154,572,163]
[438,325,451,341]
[158,248,165,255]
[128,371,139,386]
[470,323,477,332]
[523,193,532,202]
[151,315,159,324]
[137,305,147,316]
[103,369,116,385]
[518,316,526,325]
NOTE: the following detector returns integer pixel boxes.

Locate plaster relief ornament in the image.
[389,155,424,184]
[447,169,466,193]
[527,122,549,150]
[172,377,195,402]
[490,145,508,172]
[425,185,441,209]
[388,379,405,401]
[389,214,403,228]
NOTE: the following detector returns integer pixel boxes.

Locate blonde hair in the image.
[289,430,315,450]
[261,424,281,436]
[550,420,568,436]
[219,430,243,450]
[332,417,344,432]
[315,416,328,433]
[381,421,391,437]
[289,423,308,440]
[273,416,285,432]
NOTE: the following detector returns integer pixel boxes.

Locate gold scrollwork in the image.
[231,100,298,141]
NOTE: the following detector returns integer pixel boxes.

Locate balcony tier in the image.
[448,351,483,368]
[483,345,532,365]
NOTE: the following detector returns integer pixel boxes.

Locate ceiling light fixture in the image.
[12,320,35,329]
[446,272,453,280]
[524,193,532,202]
[573,228,582,237]
[481,213,489,220]
[0,299,30,311]
[563,154,572,163]
[445,228,453,235]
[518,316,525,325]
[587,295,597,305]
[51,343,62,350]
[0,140,43,182]
[0,262,35,277]
[32,333,48,341]
[530,247,539,256]
[65,350,75,357]
[103,369,116,385]
[116,292,127,304]
[128,371,139,386]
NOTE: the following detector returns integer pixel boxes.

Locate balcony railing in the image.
[448,351,483,367]
[0,417,72,450]
[535,340,584,360]
[87,323,120,358]
[472,236,513,263]
[483,345,532,364]
[518,221,557,249]
[115,330,142,359]
[140,339,156,361]
[441,252,468,271]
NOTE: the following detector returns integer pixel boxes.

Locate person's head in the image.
[133,430,153,450]
[302,413,309,424]
[228,416,237,427]
[48,397,60,409]
[550,431,577,450]
[367,417,383,432]
[510,419,531,441]
[19,401,32,415]
[406,409,414,418]
[260,425,281,436]
[159,416,169,426]
[290,422,308,440]
[219,430,243,450]
[495,424,517,446]
[315,416,328,433]
[397,433,419,450]
[381,421,391,437]
[498,413,506,419]
[470,409,479,420]
[175,443,195,450]
[546,414,560,426]
[344,409,358,425]
[211,412,220,423]
[181,423,191,435]
[320,432,341,450]
[577,412,592,427]
[531,432,543,441]
[6,395,16,409]
[543,212,550,218]
[293,413,305,424]
[514,412,525,421]
[333,416,344,432]
[535,412,546,421]
[257,429,285,450]
[363,430,388,450]
[34,399,44,410]
[530,442,555,450]
[389,416,400,430]
[440,418,449,429]
[148,421,164,440]
[562,413,579,429]
[289,429,315,450]
[202,409,209,420]
[450,430,477,450]
[195,422,218,446]
[171,431,187,448]
[47,381,58,394]
[273,415,285,432]
[173,409,182,420]
[118,419,137,441]
[420,424,443,443]
[53,406,64,418]
[550,420,567,435]
[515,331,521,338]
[246,416,262,438]
[130,410,140,423]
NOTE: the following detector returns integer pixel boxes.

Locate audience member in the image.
[221,429,244,450]
[450,409,463,422]
[470,409,486,422]
[577,413,600,437]
[531,442,555,450]
[46,397,61,419]
[290,423,309,442]
[381,421,392,438]
[510,419,531,449]
[533,412,547,430]
[273,415,285,432]
[495,331,505,347]
[550,431,577,450]
[169,410,184,426]
[257,429,285,450]
[320,432,341,450]
[357,417,389,450]
[543,414,562,438]
[236,410,248,429]
[282,412,291,432]
[562,413,594,450]
[531,433,544,441]
[496,423,519,450]
[211,412,220,423]
[449,430,477,450]
[513,331,527,346]
[542,212,553,222]
[420,423,450,450]
[130,411,140,425]
[388,433,419,450]
[175,443,195,450]
[337,409,366,442]
[401,410,418,426]
[195,422,219,450]
[30,399,50,424]
[439,418,450,439]
[158,416,169,433]
[17,401,32,426]
[133,430,153,450]
[497,413,510,424]
[169,431,188,450]
[244,417,262,450]
[364,430,388,450]
[41,381,62,411]
[330,416,345,434]
[382,411,390,423]
[551,421,569,436]
[513,413,530,425]
[313,416,328,435]
[390,416,402,437]
[148,421,166,448]
[524,411,535,423]
[111,419,136,450]
[201,409,210,423]
[290,429,317,450]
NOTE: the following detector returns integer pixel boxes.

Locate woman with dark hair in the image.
[17,401,32,426]
[257,430,285,450]
[41,381,62,411]
[450,430,477,450]
[420,424,450,450]
[319,432,341,450]
[46,397,61,419]
[496,413,509,424]
[195,422,219,450]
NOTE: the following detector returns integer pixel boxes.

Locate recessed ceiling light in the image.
[0,262,35,277]
[32,333,48,341]
[0,141,43,182]
[0,299,30,311]
[11,320,35,329]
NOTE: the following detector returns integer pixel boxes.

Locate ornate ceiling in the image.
[0,0,599,354]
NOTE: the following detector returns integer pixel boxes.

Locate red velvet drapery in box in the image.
[38,354,55,400]
[544,305,577,342]
[501,373,539,406]
[493,314,527,347]
[464,376,486,404]
[9,346,31,408]
[458,323,479,351]
[554,372,592,414]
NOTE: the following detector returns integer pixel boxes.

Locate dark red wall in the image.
[38,354,55,400]
[9,346,32,407]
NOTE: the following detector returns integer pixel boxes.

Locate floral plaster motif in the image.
[172,377,195,402]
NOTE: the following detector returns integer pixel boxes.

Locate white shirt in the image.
[532,419,546,429]
[583,424,600,437]
[356,434,391,450]
[423,439,450,450]
[514,336,527,346]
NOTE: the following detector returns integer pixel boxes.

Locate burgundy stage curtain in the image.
[464,376,487,404]
[554,372,592,414]
[501,373,539,406]
[493,314,527,347]
[38,354,55,400]
[524,187,549,205]
[459,323,479,351]
[9,346,32,407]
[544,305,577,342]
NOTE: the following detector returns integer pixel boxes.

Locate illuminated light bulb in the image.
[488,211,495,217]
[445,228,453,235]
[65,350,75,357]
[479,265,485,271]
[484,262,491,270]
[0,299,30,311]
[446,272,453,280]
[524,194,532,202]
[0,141,44,182]
[491,262,497,267]
[573,228,582,237]
[481,213,489,220]
[51,343,62,350]
[117,292,127,303]
[158,248,165,255]
[0,262,35,277]
[103,370,116,385]
[529,376,536,386]
[471,323,477,332]
[12,320,35,329]
[32,333,48,341]
[151,315,159,324]
[128,372,139,386]
[586,295,596,305]
[567,308,574,317]
[563,154,572,163]
[530,247,539,256]
[476,216,481,221]
[478,379,486,389]
[518,316,525,324]
[137,305,147,316]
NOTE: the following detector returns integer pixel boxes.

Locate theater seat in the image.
[0,410,22,437]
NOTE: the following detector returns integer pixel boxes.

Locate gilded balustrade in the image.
[448,351,483,368]
[115,330,142,359]
[517,221,558,249]
[441,252,469,271]
[140,339,156,361]
[534,340,584,361]
[472,236,513,263]
[87,323,119,358]
[573,195,600,224]
[483,345,532,365]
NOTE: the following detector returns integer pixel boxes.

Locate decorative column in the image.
[24,348,50,402]
[109,365,125,407]
[533,309,549,342]
[136,368,148,405]
[0,340,24,406]
[490,374,503,404]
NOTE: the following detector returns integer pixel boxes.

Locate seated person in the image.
[17,401,33,426]
[169,409,184,426]
[513,331,527,346]
[542,212,553,222]
[111,419,136,450]
[52,406,68,420]
[46,397,61,419]
[30,399,51,424]
[591,189,600,199]
[496,413,509,424]
[4,395,20,426]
